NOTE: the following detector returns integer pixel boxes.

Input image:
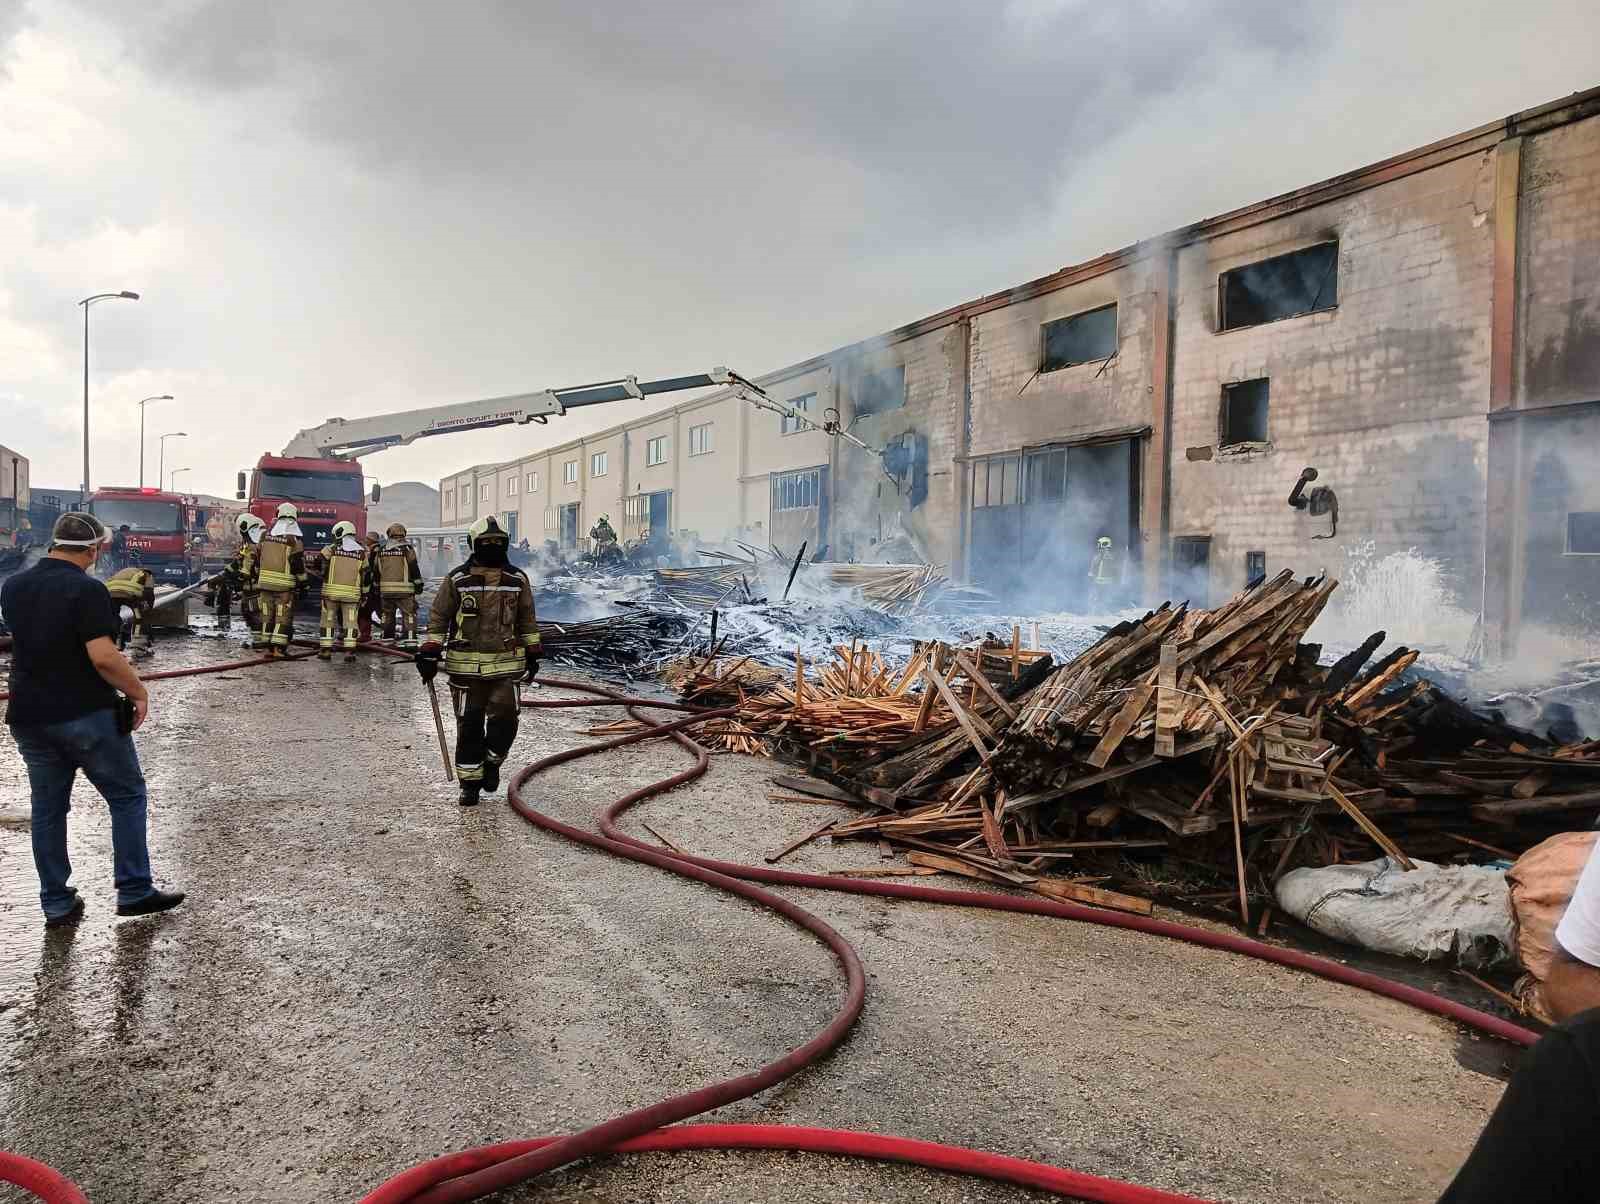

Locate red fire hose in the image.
[0,648,1535,1203]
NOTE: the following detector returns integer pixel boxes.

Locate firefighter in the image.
[1087,535,1119,610]
[375,522,425,648]
[415,516,540,806]
[589,514,618,563]
[315,520,367,661]
[253,503,306,658]
[106,565,157,653]
[211,513,264,637]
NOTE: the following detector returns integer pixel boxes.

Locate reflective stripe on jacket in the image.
[376,544,422,597]
[106,568,155,602]
[428,562,540,680]
[256,534,303,592]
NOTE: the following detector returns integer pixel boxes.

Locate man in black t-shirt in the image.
[2,512,185,926]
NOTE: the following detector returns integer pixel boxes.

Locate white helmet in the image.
[331,520,357,541]
[276,502,299,520]
[237,513,265,536]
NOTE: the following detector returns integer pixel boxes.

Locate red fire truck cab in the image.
[237,455,371,561]
[86,487,199,584]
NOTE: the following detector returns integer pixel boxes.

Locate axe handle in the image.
[425,678,455,781]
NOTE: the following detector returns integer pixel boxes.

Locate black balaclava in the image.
[474,540,509,567]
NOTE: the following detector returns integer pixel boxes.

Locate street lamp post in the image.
[159,433,187,489]
[137,394,174,488]
[169,467,190,491]
[78,291,140,496]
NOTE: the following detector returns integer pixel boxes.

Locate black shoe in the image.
[45,898,85,928]
[343,651,357,662]
[481,760,501,794]
[116,889,186,917]
[459,786,481,807]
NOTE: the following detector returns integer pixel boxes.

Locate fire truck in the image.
[86,486,201,584]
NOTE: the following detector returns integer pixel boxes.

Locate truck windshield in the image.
[89,499,181,533]
[258,470,363,504]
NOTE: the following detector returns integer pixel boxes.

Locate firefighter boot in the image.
[458,784,481,807]
[481,757,500,795]
[344,650,357,663]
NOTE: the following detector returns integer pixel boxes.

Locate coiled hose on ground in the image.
[0,645,1537,1203]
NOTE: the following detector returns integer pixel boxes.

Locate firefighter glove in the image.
[413,580,425,595]
[415,646,441,683]
[524,652,541,682]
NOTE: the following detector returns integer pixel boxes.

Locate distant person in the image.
[110,523,131,572]
[589,515,619,562]
[1,512,184,925]
[358,531,383,643]
[252,503,305,657]
[313,520,366,662]
[105,565,157,654]
[1087,535,1119,610]
[373,523,425,649]
[1438,839,1600,1201]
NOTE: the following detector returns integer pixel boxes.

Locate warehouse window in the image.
[688,423,713,455]
[1220,379,1270,447]
[563,460,578,484]
[1219,241,1338,331]
[1568,512,1600,555]
[505,475,518,497]
[972,455,1022,508]
[441,489,453,511]
[854,365,905,416]
[1245,550,1267,587]
[526,471,539,493]
[772,467,821,511]
[590,451,608,477]
[1041,304,1117,373]
[781,392,816,435]
[479,483,490,502]
[646,435,668,466]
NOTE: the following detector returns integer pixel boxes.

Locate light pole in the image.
[169,467,190,491]
[136,394,174,488]
[158,432,187,491]
[78,291,140,496]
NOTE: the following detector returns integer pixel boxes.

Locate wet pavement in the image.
[0,631,1509,1203]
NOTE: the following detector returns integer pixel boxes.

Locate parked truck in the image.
[86,486,201,584]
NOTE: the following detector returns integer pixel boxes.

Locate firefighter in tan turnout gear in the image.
[414,516,541,806]
[315,520,368,661]
[105,566,157,653]
[375,522,425,649]
[253,503,306,657]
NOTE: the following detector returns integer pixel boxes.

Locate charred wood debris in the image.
[564,565,1600,925]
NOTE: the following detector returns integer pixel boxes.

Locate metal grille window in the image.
[623,495,649,521]
[772,467,821,511]
[646,435,668,466]
[1568,512,1600,554]
[526,471,539,493]
[590,451,608,477]
[1041,304,1117,372]
[972,455,1022,508]
[1219,242,1338,331]
[544,508,556,532]
[442,489,453,512]
[688,423,713,455]
[854,365,905,417]
[563,460,578,484]
[1220,379,1270,446]
[781,393,816,435]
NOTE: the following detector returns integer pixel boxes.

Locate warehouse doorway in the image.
[968,437,1140,608]
[558,502,580,549]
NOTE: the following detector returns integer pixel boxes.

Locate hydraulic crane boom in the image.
[280,367,765,459]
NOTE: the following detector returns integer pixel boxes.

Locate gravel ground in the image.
[0,631,1512,1203]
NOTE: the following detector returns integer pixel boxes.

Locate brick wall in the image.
[1167,150,1496,604]
[1518,113,1600,404]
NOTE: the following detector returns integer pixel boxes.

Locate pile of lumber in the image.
[536,611,696,675]
[673,571,1600,921]
[809,563,947,615]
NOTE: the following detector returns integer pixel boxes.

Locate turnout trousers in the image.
[319,597,360,655]
[448,677,519,784]
[258,589,295,649]
[380,595,419,648]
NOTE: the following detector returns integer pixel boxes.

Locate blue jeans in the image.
[10,709,155,918]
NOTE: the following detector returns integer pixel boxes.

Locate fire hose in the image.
[0,648,1538,1203]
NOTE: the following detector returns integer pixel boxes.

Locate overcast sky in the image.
[3,0,1596,500]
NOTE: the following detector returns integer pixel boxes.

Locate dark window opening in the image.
[1041,304,1117,372]
[1221,379,1270,447]
[1171,536,1212,605]
[87,499,181,533]
[1245,550,1267,587]
[1219,241,1338,331]
[1568,512,1600,555]
[256,469,364,504]
[854,365,905,417]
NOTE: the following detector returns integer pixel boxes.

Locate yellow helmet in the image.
[386,522,407,539]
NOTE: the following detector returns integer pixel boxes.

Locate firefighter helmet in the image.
[386,522,407,539]
[1097,536,1113,548]
[468,515,509,547]
[237,513,265,537]
[331,520,357,541]
[276,502,299,520]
